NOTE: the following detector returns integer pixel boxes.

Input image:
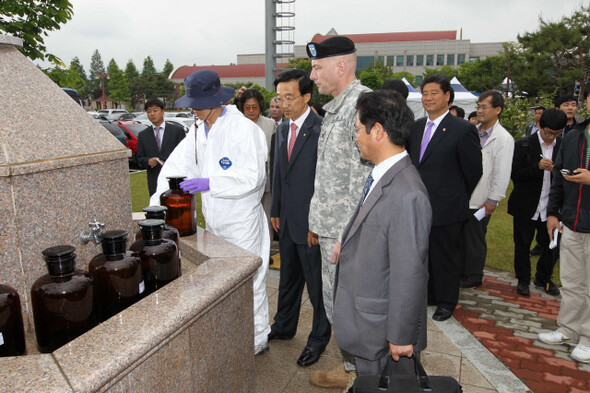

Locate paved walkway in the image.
[256,246,590,393]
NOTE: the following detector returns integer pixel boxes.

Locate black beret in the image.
[306,36,356,59]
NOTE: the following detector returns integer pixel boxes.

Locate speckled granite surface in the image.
[0,36,133,330]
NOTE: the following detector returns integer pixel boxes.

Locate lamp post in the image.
[96,73,109,109]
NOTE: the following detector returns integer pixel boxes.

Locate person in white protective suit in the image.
[149,70,271,355]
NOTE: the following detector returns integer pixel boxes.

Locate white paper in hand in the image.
[474,207,486,221]
[549,227,560,249]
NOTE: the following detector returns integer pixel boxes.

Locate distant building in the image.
[169,28,504,87]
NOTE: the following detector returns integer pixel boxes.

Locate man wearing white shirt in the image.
[333,90,431,377]
[508,109,566,296]
[269,70,330,368]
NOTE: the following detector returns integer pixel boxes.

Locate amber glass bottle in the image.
[137,206,182,276]
[89,230,143,322]
[31,245,96,353]
[0,283,26,357]
[130,220,179,297]
[160,176,196,236]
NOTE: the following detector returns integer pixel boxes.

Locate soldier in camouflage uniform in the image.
[305,36,372,390]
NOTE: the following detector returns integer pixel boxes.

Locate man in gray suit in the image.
[333,90,432,376]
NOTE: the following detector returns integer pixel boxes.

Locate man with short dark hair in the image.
[136,98,185,196]
[459,91,514,289]
[525,106,545,137]
[450,105,465,119]
[334,90,431,377]
[554,95,578,137]
[268,69,330,368]
[407,74,482,322]
[508,108,566,296]
[538,82,590,364]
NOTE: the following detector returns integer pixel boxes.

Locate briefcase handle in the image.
[377,354,433,391]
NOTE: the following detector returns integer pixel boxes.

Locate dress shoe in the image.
[460,277,482,288]
[432,307,453,321]
[516,280,530,296]
[533,279,560,296]
[310,364,349,389]
[297,345,324,367]
[530,244,542,256]
[267,330,293,341]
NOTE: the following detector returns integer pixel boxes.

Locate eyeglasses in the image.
[275,95,301,104]
[542,128,562,137]
[476,105,493,111]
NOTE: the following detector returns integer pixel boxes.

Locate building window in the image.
[357,56,374,71]
[415,75,423,85]
[469,56,480,62]
[457,54,466,64]
[436,54,444,66]
[406,55,414,66]
[377,56,384,65]
[447,54,455,65]
[396,55,404,67]
[416,55,424,66]
[426,55,434,66]
[386,56,394,67]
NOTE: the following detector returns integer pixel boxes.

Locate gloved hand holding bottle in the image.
[180,178,210,194]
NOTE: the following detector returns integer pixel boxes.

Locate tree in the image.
[456,56,506,93]
[0,0,73,64]
[513,5,590,97]
[69,57,89,98]
[359,68,383,91]
[88,49,106,99]
[125,60,142,109]
[107,59,129,107]
[287,58,311,72]
[422,65,456,79]
[142,56,157,75]
[41,64,84,89]
[163,59,174,77]
[390,72,416,87]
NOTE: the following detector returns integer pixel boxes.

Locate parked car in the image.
[117,113,136,121]
[133,111,192,132]
[164,117,192,133]
[116,121,149,165]
[97,119,127,146]
[98,109,129,121]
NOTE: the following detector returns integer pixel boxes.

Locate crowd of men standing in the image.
[144,34,590,390]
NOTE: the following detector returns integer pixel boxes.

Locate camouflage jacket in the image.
[308,80,372,239]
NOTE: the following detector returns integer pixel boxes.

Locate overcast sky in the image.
[38,0,584,73]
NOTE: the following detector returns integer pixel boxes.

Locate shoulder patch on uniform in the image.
[219,157,232,170]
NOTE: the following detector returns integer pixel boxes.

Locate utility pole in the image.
[96,73,109,109]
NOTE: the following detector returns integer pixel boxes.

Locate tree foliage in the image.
[0,0,73,65]
[88,49,106,99]
[107,59,129,106]
[163,59,174,77]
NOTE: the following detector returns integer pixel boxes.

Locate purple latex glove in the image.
[180,178,210,194]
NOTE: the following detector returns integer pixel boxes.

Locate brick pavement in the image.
[455,270,590,393]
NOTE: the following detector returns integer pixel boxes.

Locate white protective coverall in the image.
[150,105,271,352]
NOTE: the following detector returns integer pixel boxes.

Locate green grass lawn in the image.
[129,172,205,228]
[129,173,560,284]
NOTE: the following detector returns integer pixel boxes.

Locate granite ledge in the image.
[180,227,260,266]
[0,354,73,393]
[53,255,261,393]
[0,149,130,177]
[0,34,23,48]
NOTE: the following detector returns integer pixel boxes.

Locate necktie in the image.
[360,174,374,207]
[419,121,434,162]
[155,126,162,150]
[288,123,297,161]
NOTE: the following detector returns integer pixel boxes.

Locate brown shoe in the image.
[310,364,349,389]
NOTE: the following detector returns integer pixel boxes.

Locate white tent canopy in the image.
[402,78,426,119]
[449,77,478,117]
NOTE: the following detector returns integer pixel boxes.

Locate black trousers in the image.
[513,216,557,283]
[271,225,331,349]
[460,210,491,281]
[428,223,463,310]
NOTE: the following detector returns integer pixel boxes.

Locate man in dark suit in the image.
[333,90,431,376]
[269,69,330,367]
[508,108,566,296]
[136,98,186,196]
[407,74,482,321]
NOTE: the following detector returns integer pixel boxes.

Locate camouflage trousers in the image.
[319,235,356,371]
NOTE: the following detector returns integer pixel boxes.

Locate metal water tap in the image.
[79,219,105,245]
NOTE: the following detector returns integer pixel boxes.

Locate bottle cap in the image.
[166,177,186,190]
[143,205,167,220]
[42,245,76,276]
[138,219,164,241]
[101,230,128,255]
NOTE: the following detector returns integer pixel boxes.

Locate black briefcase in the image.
[351,355,462,393]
